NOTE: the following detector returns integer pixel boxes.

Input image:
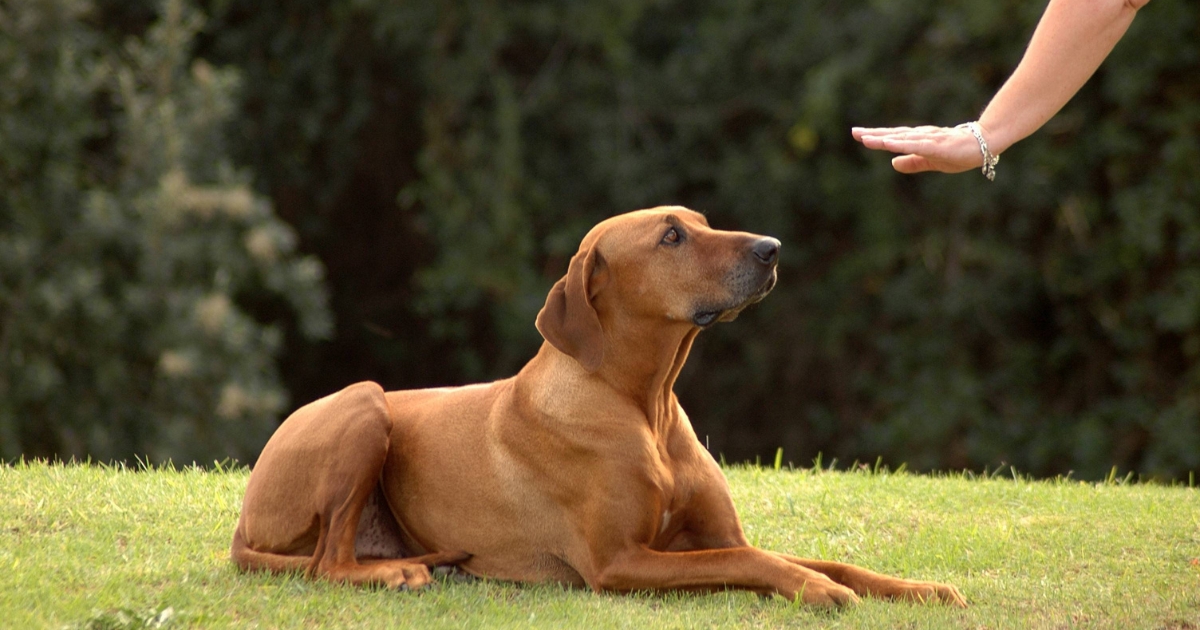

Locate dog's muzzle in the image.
[692,237,780,327]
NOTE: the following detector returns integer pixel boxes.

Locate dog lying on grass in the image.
[231,207,965,607]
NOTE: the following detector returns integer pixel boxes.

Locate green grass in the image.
[2,461,1198,629]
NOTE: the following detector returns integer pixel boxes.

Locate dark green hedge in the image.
[15,0,1200,479]
[0,0,330,464]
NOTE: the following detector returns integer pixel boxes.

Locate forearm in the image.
[979,0,1148,154]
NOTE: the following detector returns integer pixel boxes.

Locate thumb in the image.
[891,154,932,174]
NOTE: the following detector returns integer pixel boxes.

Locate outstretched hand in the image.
[851,125,987,175]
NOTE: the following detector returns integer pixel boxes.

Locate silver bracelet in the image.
[956,121,1000,181]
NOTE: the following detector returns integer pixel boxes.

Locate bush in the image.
[13,0,1192,479]
[0,0,331,464]
[195,0,1199,480]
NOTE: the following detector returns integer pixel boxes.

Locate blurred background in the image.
[2,0,1197,480]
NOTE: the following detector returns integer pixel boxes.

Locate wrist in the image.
[956,122,1001,181]
[975,116,1014,156]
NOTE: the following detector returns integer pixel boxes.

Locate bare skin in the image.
[852,0,1152,175]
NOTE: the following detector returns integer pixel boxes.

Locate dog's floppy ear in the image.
[536,246,605,372]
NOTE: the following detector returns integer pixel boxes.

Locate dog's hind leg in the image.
[231,381,467,589]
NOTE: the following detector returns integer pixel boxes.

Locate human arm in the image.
[851,0,1151,176]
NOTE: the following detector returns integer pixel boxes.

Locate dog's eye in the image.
[661,227,681,246]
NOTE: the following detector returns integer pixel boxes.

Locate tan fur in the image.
[231,206,966,607]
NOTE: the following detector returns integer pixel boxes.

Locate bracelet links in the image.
[956,121,999,181]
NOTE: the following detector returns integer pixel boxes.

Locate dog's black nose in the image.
[751,237,780,266]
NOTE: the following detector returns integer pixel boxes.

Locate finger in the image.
[852,126,905,141]
[859,133,944,157]
[873,136,939,154]
[853,126,918,137]
[859,128,960,150]
[852,127,903,142]
[858,134,916,151]
[856,134,886,149]
[863,126,960,143]
[892,154,934,174]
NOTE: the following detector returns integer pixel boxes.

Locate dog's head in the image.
[536,206,779,372]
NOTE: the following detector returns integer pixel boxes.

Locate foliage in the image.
[8,0,1197,478]
[192,0,1200,480]
[0,0,331,464]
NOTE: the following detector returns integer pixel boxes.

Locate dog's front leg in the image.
[589,546,860,606]
[773,554,967,607]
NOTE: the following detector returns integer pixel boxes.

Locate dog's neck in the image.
[523,317,699,436]
[595,318,699,435]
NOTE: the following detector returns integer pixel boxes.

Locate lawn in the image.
[2,460,1197,629]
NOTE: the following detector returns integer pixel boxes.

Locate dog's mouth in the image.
[691,270,777,328]
[692,310,722,327]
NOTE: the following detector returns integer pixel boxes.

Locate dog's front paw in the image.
[894,579,967,608]
[797,579,861,607]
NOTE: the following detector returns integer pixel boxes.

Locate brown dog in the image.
[231,206,965,607]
